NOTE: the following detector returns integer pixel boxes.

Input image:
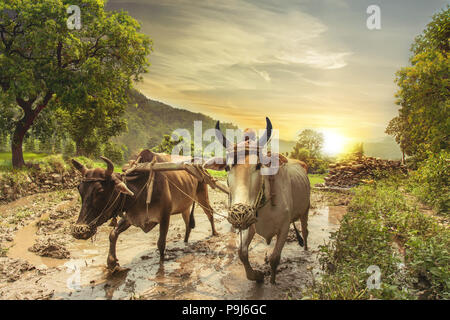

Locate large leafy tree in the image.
[387,6,449,160]
[0,0,151,167]
[290,129,324,159]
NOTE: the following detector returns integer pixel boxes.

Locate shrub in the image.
[103,142,125,164]
[71,156,95,169]
[305,178,449,300]
[405,232,450,299]
[409,150,449,213]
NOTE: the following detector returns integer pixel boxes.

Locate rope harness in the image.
[226,178,269,230]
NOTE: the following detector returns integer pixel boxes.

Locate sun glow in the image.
[322,130,347,156]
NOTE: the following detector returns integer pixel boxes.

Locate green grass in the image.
[207,169,227,179]
[207,171,326,184]
[0,152,123,173]
[0,152,48,170]
[309,173,325,186]
[304,177,449,300]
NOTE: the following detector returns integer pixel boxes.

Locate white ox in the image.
[204,118,310,284]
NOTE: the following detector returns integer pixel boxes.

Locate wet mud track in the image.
[0,187,346,300]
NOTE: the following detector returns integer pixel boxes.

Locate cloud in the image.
[109,0,447,141]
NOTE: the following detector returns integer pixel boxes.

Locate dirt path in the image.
[0,186,348,300]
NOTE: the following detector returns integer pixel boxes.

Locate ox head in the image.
[204,117,273,229]
[71,156,134,240]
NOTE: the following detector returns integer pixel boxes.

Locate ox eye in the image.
[225,165,230,172]
[256,163,262,170]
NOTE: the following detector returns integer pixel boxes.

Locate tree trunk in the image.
[11,124,27,168]
[11,92,53,168]
[11,108,37,168]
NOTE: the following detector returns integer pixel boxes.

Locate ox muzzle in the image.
[71,224,97,240]
[227,203,257,230]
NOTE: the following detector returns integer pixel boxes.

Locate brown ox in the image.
[71,149,218,271]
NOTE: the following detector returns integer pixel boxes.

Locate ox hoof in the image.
[108,265,129,275]
[248,270,264,283]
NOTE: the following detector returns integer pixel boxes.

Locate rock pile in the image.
[320,156,406,188]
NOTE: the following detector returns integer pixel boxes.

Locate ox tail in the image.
[292,222,304,247]
[189,202,196,229]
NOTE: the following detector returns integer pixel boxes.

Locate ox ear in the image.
[203,157,228,171]
[115,181,134,196]
[72,159,87,175]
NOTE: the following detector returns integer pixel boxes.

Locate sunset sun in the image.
[322,131,347,156]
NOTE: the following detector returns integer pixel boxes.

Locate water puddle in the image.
[5,200,347,300]
[7,213,67,268]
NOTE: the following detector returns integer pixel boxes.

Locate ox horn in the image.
[215,121,232,149]
[72,159,87,175]
[258,117,272,148]
[100,156,114,176]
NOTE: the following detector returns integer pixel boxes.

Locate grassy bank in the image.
[305,176,449,300]
[309,174,325,186]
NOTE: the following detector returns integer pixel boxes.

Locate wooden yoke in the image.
[124,161,229,195]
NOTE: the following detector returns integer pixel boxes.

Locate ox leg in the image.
[197,184,218,236]
[157,213,170,261]
[239,224,264,282]
[182,207,192,243]
[300,213,309,251]
[269,225,289,284]
[107,218,131,271]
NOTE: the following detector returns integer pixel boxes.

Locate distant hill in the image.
[363,136,402,160]
[116,90,237,156]
[116,90,401,160]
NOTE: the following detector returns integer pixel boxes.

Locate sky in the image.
[107,0,448,142]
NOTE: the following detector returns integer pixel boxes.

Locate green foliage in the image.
[23,136,37,153]
[408,150,449,213]
[151,134,194,156]
[103,142,125,164]
[405,233,450,299]
[290,129,329,173]
[118,90,237,157]
[0,0,152,167]
[207,169,227,179]
[0,134,8,152]
[305,178,449,300]
[291,129,324,159]
[31,154,69,173]
[387,6,449,160]
[70,156,95,169]
[63,140,76,159]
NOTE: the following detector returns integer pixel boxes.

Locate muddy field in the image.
[0,185,349,300]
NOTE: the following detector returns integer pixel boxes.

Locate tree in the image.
[387,6,449,161]
[385,116,411,164]
[290,146,310,163]
[0,0,151,167]
[291,129,324,159]
[152,135,194,156]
